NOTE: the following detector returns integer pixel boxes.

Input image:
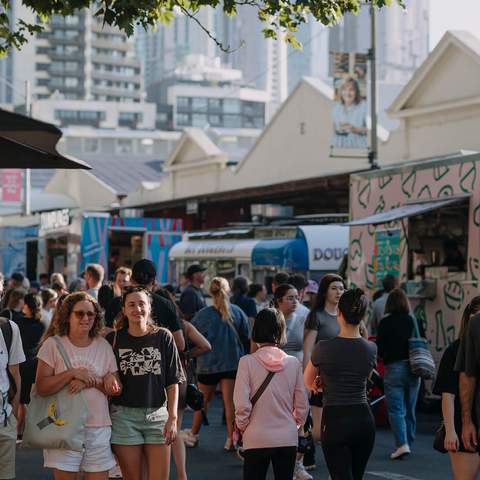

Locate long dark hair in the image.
[384,288,410,316]
[311,274,344,312]
[24,293,42,321]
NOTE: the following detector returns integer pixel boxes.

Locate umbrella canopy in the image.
[0,108,91,169]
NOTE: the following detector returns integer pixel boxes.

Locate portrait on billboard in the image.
[331,52,368,150]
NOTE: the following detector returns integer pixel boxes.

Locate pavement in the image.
[16,395,451,479]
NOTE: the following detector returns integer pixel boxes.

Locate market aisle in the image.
[17,395,450,479]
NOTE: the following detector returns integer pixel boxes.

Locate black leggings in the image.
[321,404,376,480]
[243,446,297,480]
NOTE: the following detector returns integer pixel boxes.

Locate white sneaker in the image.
[181,429,199,448]
[390,444,411,460]
[224,437,235,451]
[294,459,313,480]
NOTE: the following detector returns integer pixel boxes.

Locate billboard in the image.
[330,52,368,150]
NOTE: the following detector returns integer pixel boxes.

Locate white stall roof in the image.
[169,239,259,261]
[299,225,349,271]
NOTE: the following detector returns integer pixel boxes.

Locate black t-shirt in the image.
[376,312,425,365]
[106,328,185,408]
[433,340,461,424]
[14,315,45,361]
[105,292,181,332]
[311,337,377,407]
[179,284,206,319]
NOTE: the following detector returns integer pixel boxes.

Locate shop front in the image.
[347,151,480,396]
[37,208,81,282]
[0,225,39,279]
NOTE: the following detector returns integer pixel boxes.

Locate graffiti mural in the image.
[349,154,480,367]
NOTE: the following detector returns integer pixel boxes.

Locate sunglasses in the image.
[72,310,96,319]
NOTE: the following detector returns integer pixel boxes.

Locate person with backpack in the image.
[234,308,308,480]
[0,311,26,479]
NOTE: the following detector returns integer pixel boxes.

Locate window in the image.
[138,138,154,155]
[177,97,190,112]
[176,113,190,126]
[223,114,241,128]
[65,62,78,71]
[208,98,222,112]
[192,114,207,127]
[119,112,142,128]
[36,46,50,54]
[65,77,79,87]
[192,97,208,113]
[223,99,241,114]
[36,78,50,87]
[83,138,100,153]
[36,63,49,71]
[243,101,265,116]
[208,114,221,127]
[116,139,134,154]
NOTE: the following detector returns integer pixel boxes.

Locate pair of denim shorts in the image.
[110,405,168,445]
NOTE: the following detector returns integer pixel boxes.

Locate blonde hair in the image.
[209,277,232,321]
[50,273,67,290]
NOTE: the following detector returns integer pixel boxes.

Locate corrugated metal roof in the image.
[73,154,166,195]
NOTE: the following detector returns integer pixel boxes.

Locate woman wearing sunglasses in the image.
[36,292,119,480]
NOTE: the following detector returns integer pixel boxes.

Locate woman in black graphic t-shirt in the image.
[106,286,185,480]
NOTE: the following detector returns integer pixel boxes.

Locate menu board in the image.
[374,229,401,288]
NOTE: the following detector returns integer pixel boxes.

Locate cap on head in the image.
[132,259,157,285]
[305,280,319,294]
[186,264,206,278]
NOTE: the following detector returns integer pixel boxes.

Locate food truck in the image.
[346,151,480,399]
[169,224,349,285]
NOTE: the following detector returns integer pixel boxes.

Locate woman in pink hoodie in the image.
[234,308,309,480]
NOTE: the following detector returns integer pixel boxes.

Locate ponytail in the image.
[209,277,232,321]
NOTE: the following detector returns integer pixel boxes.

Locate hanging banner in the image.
[330,52,368,152]
[1,169,22,203]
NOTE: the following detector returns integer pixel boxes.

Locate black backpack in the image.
[0,316,17,401]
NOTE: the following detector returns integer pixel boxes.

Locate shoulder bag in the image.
[22,336,88,452]
[232,370,275,449]
[408,315,436,380]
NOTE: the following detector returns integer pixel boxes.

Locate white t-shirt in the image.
[0,320,26,416]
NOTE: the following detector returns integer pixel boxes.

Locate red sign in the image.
[1,169,22,202]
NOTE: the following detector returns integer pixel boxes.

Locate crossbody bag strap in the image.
[251,371,275,407]
[53,336,74,370]
[410,315,421,339]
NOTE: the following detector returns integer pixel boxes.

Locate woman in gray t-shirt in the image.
[304,288,377,480]
[274,284,306,363]
[303,274,345,442]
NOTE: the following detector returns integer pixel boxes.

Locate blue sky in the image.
[430,0,480,50]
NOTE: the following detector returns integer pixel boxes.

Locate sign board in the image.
[169,240,259,260]
[40,209,70,233]
[299,225,349,271]
[186,200,199,215]
[373,229,401,287]
[1,169,22,203]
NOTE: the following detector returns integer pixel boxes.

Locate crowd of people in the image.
[0,264,476,479]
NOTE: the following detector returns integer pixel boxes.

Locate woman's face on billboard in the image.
[341,82,356,106]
